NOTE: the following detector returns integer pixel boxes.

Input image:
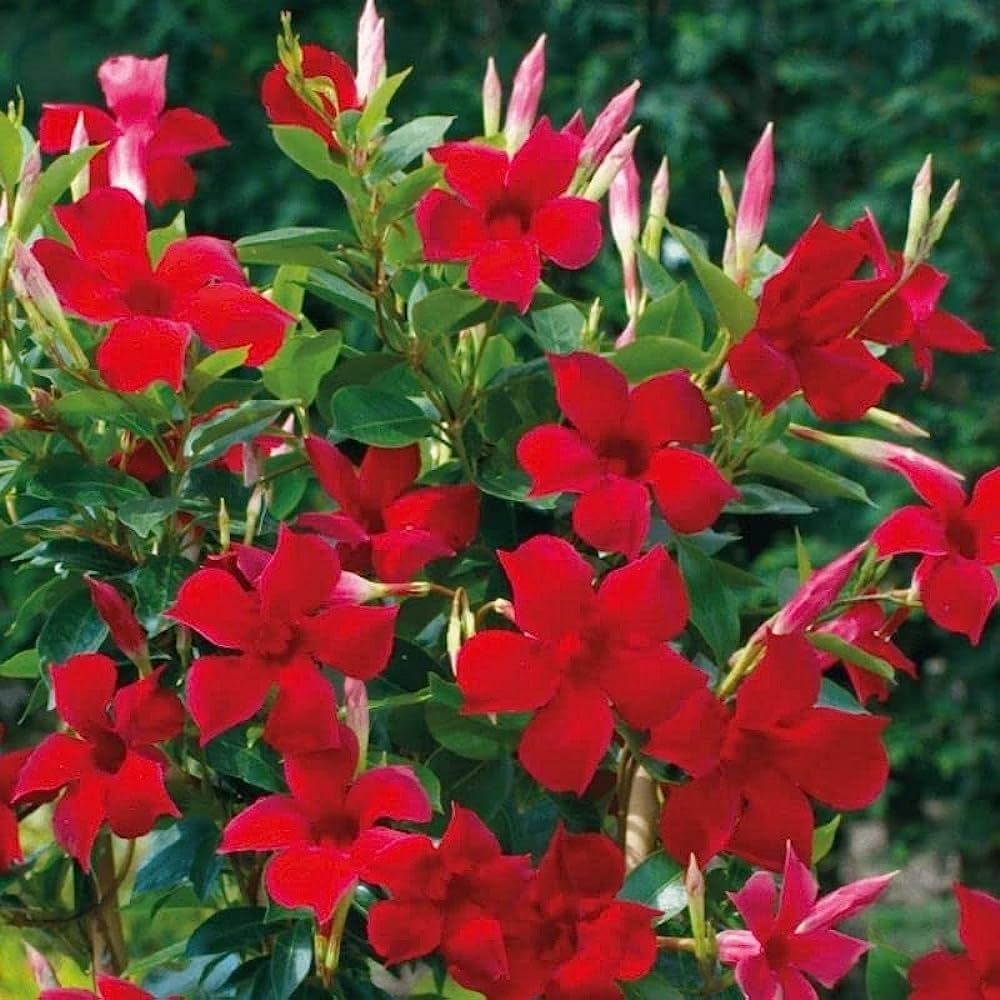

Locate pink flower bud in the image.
[482,57,502,136]
[615,318,636,348]
[734,122,774,277]
[771,543,866,635]
[580,79,640,169]
[85,576,148,661]
[356,0,386,103]
[561,108,586,139]
[11,241,67,334]
[0,405,26,433]
[344,677,369,773]
[583,126,639,201]
[610,155,641,319]
[332,572,430,604]
[641,156,670,257]
[69,112,90,201]
[504,35,546,153]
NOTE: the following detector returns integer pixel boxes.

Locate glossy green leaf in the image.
[677,538,740,662]
[357,68,411,141]
[530,303,585,354]
[611,338,709,381]
[205,728,285,792]
[133,816,222,900]
[865,945,911,1000]
[15,144,102,237]
[725,484,815,515]
[377,162,442,226]
[331,386,432,445]
[186,907,271,957]
[747,446,874,505]
[262,329,342,404]
[812,814,841,863]
[411,287,490,339]
[636,283,704,347]
[268,920,313,999]
[0,649,41,679]
[183,400,290,466]
[619,851,687,923]
[807,632,897,682]
[0,114,23,193]
[29,454,149,507]
[369,115,453,181]
[37,589,108,666]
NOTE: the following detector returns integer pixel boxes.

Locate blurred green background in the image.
[0,0,997,985]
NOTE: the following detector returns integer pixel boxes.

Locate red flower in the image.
[366,804,532,983]
[12,655,182,871]
[518,352,737,558]
[854,211,988,385]
[261,45,361,149]
[727,218,901,420]
[457,535,701,794]
[39,54,226,207]
[717,842,894,999]
[872,463,999,644]
[33,187,292,392]
[909,884,1000,999]
[415,118,603,312]
[218,724,430,923]
[167,525,397,754]
[458,826,657,1000]
[85,576,148,661]
[302,436,480,582]
[41,974,162,1000]
[647,632,889,870]
[0,726,34,873]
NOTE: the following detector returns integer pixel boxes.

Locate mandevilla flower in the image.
[42,974,173,1000]
[909,884,1000,999]
[33,187,292,392]
[39,53,227,206]
[517,352,737,559]
[647,632,889,870]
[302,436,480,582]
[873,460,999,644]
[218,724,430,923]
[717,842,894,999]
[457,535,703,794]
[726,217,902,420]
[12,655,183,871]
[415,118,602,312]
[167,525,397,753]
[365,804,532,985]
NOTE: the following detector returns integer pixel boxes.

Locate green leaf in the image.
[37,589,108,666]
[186,907,271,957]
[205,728,285,791]
[636,284,704,347]
[268,920,313,1000]
[262,329,342,404]
[637,247,677,298]
[812,814,841,863]
[0,649,41,679]
[865,945,911,1000]
[622,974,684,1000]
[369,115,454,182]
[611,338,709,381]
[304,269,374,319]
[806,632,897,682]
[818,678,869,714]
[667,222,757,339]
[747,446,874,505]
[188,347,250,395]
[236,226,354,268]
[270,125,342,182]
[331,386,432,446]
[133,816,222,900]
[15,144,103,238]
[725,484,815,515]
[130,553,195,635]
[425,702,515,760]
[530,303,585,354]
[0,115,24,194]
[377,162,442,226]
[148,211,186,265]
[29,454,149,507]
[429,752,514,822]
[357,68,411,141]
[183,400,289,467]
[677,539,740,662]
[411,287,490,339]
[118,497,181,538]
[619,851,687,923]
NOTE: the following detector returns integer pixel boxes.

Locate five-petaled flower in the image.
[726,217,902,420]
[457,535,702,794]
[218,723,430,924]
[302,436,480,582]
[518,352,737,559]
[415,118,603,312]
[13,655,183,871]
[647,632,889,870]
[717,842,894,999]
[39,54,227,207]
[167,525,397,754]
[33,187,292,392]
[365,804,532,985]
[909,883,1000,999]
[872,461,999,644]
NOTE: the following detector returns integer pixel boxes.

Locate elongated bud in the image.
[0,405,26,433]
[580,79,640,169]
[11,242,70,337]
[504,35,546,153]
[719,169,738,278]
[864,406,930,439]
[85,576,150,669]
[218,499,230,550]
[624,765,658,871]
[734,122,774,282]
[24,944,59,992]
[10,143,40,233]
[446,587,474,676]
[344,677,369,774]
[686,854,708,961]
[771,543,866,635]
[583,296,603,349]
[355,0,386,103]
[641,156,669,257]
[69,112,90,201]
[333,572,430,604]
[482,57,502,136]
[583,125,640,201]
[277,10,304,77]
[611,156,641,323]
[926,179,960,246]
[718,169,736,227]
[903,154,933,265]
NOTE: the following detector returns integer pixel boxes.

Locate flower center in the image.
[599,435,649,479]
[485,200,532,241]
[763,935,790,968]
[313,813,359,848]
[123,277,173,317]
[253,620,297,660]
[91,731,128,774]
[945,516,978,560]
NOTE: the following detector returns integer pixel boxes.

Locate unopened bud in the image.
[926,179,960,246]
[482,57,502,137]
[446,587,474,676]
[580,79,640,169]
[611,156,641,320]
[686,854,708,960]
[23,943,59,991]
[355,0,386,103]
[864,407,930,439]
[10,143,41,233]
[734,122,774,283]
[771,544,866,636]
[641,156,669,257]
[343,677,369,773]
[583,297,603,348]
[718,170,736,227]
[11,241,69,335]
[85,575,150,669]
[583,126,639,201]
[332,572,430,604]
[69,112,90,201]
[0,405,26,433]
[903,154,933,265]
[504,35,546,153]
[218,498,231,551]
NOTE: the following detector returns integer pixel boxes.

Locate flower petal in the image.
[98,54,167,122]
[727,330,800,414]
[31,238,126,322]
[786,929,869,988]
[517,424,604,496]
[659,770,741,867]
[430,141,509,212]
[415,189,489,261]
[144,154,196,207]
[304,435,363,515]
[599,645,706,731]
[367,899,444,965]
[265,662,341,755]
[258,525,341,620]
[597,544,689,642]
[53,776,108,872]
[796,341,901,422]
[104,749,179,838]
[39,103,117,153]
[517,681,613,794]
[457,630,561,714]
[111,670,184,747]
[728,871,778,940]
[871,505,949,557]
[908,951,982,999]
[346,765,432,829]
[623,371,713,448]
[370,529,453,583]
[735,633,821,730]
[13,734,92,799]
[507,117,580,209]
[264,844,356,923]
[445,912,511,984]
[968,467,1000,564]
[530,196,602,269]
[301,603,398,679]
[219,795,310,853]
[549,351,630,445]
[186,654,274,746]
[95,317,192,392]
[382,483,480,552]
[646,447,739,535]
[154,236,245,296]
[917,553,998,645]
[797,872,895,934]
[284,741,357,814]
[147,107,228,158]
[645,688,729,779]
[955,883,1000,980]
[51,653,117,738]
[357,444,421,512]
[468,238,541,313]
[572,475,650,559]
[727,769,815,871]
[773,842,819,934]
[167,568,258,648]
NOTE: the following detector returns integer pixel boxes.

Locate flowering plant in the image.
[0,5,995,998]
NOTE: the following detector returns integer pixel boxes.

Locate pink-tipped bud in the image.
[583,125,640,201]
[580,79,640,169]
[24,943,59,991]
[641,156,670,257]
[610,155,641,320]
[10,143,41,233]
[771,543,866,636]
[482,57,502,136]
[11,241,69,336]
[734,122,774,280]
[69,112,90,201]
[561,108,586,139]
[85,576,149,663]
[0,405,26,434]
[356,0,386,102]
[615,319,636,349]
[903,154,933,264]
[864,407,930,439]
[504,35,546,153]
[344,677,369,774]
[332,572,430,604]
